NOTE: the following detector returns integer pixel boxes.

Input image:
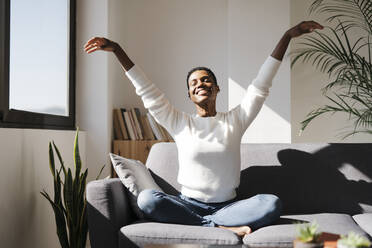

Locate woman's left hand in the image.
[287,21,324,38]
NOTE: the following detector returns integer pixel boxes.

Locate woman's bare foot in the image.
[218,225,252,236]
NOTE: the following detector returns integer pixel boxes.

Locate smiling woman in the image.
[83,18,323,235]
[0,0,76,129]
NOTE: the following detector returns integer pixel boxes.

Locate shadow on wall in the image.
[229,74,290,123]
[237,144,372,215]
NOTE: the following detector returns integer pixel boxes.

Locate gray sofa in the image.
[87,143,372,248]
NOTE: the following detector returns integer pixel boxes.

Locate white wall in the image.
[76,0,112,180]
[228,0,291,143]
[0,129,86,248]
[290,0,372,142]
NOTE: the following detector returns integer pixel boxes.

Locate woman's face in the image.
[188,70,219,105]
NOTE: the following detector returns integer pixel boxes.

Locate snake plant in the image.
[292,0,372,139]
[41,130,104,248]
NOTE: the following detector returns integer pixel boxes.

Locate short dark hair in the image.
[186,67,218,92]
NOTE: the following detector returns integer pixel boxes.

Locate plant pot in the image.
[337,242,361,248]
[293,239,324,248]
[337,244,351,248]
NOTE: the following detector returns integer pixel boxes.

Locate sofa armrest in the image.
[87,178,133,248]
[353,214,372,238]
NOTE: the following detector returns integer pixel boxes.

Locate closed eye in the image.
[202,76,210,82]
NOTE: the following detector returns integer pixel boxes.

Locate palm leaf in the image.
[310,0,372,35]
[339,129,372,139]
[293,2,372,138]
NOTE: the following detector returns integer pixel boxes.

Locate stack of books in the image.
[113,108,174,141]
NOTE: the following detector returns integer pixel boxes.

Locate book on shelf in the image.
[113,109,124,140]
[119,108,130,139]
[128,110,140,139]
[123,111,136,140]
[115,109,129,140]
[146,113,163,140]
[157,123,168,141]
[113,107,174,141]
[141,115,155,140]
[145,113,174,141]
[162,125,174,141]
[158,123,174,141]
[134,108,146,138]
[130,108,144,140]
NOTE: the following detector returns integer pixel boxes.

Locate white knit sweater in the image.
[125,56,281,203]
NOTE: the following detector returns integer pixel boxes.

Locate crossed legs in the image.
[137,189,282,236]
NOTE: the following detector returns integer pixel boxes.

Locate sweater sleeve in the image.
[125,65,185,135]
[237,56,281,130]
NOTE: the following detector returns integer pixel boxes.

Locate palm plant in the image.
[41,130,104,248]
[291,0,372,139]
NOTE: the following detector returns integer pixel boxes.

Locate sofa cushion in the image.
[146,143,181,195]
[120,222,241,246]
[110,153,163,219]
[243,213,369,248]
[353,214,372,237]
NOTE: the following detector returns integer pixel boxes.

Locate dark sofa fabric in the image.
[87,143,372,248]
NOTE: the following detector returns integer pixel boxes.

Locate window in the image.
[0,0,76,129]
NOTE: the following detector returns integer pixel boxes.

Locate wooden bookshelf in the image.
[111,140,173,177]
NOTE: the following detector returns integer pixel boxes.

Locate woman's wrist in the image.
[112,41,120,53]
[284,30,293,40]
[112,43,134,71]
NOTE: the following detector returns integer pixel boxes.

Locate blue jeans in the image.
[137,189,282,230]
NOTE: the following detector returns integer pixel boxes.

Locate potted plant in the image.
[292,0,372,139]
[41,129,104,248]
[294,221,323,248]
[337,232,371,248]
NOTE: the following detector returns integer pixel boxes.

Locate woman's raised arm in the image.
[271,21,324,61]
[84,37,185,136]
[84,37,134,71]
[237,21,324,130]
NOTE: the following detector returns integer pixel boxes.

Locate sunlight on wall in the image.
[228,78,290,143]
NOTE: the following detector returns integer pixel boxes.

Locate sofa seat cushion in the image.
[353,214,372,237]
[243,213,369,248]
[120,222,241,246]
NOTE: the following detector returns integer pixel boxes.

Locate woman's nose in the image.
[195,80,205,87]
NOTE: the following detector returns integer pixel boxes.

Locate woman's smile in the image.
[196,88,210,96]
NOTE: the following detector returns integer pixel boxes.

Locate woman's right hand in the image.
[85,36,134,71]
[84,37,117,53]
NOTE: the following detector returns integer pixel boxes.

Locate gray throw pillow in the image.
[109,153,163,219]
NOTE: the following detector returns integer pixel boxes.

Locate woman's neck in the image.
[195,103,217,117]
